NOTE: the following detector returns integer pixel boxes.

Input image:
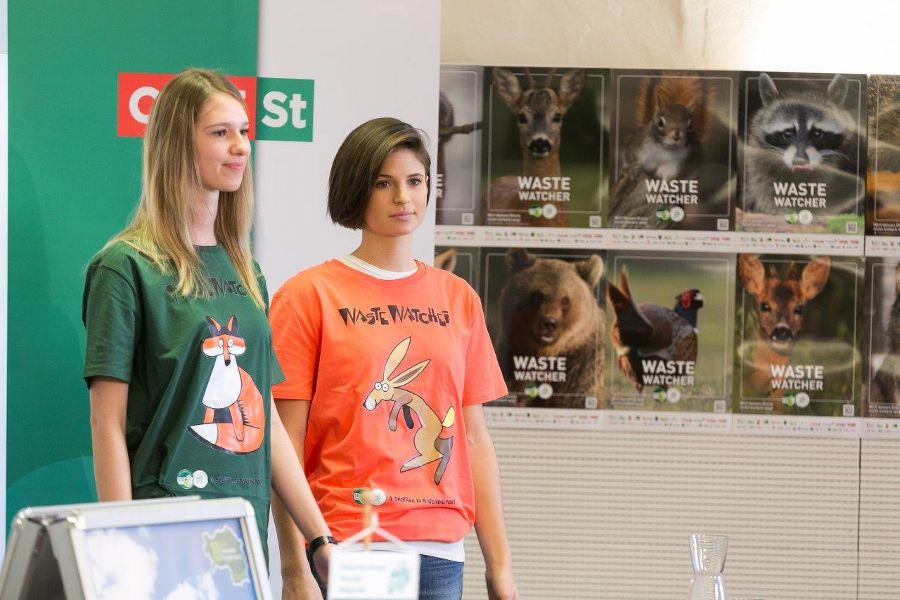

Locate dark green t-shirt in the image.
[82,242,283,543]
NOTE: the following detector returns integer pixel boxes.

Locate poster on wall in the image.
[437,66,484,226]
[434,246,480,292]
[737,71,867,236]
[481,247,605,409]
[863,257,900,417]
[866,75,900,237]
[607,70,736,232]
[481,66,608,228]
[733,253,862,416]
[604,251,734,413]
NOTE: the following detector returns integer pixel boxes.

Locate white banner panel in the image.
[255,0,441,291]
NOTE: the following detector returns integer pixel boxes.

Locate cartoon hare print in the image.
[189,315,265,454]
[364,337,455,485]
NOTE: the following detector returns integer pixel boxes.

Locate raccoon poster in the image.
[481,66,608,228]
[734,253,863,416]
[437,66,484,226]
[738,71,866,235]
[481,247,605,409]
[608,70,737,231]
[605,251,734,412]
[434,246,480,292]
[863,257,900,417]
[866,75,900,235]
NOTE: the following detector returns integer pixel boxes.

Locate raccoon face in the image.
[750,73,856,173]
[758,109,848,172]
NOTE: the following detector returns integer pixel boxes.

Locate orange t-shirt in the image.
[270,260,507,542]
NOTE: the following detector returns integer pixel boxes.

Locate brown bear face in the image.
[501,249,603,353]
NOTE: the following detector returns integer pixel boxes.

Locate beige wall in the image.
[442,0,900,73]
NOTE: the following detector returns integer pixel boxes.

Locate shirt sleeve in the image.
[256,270,286,385]
[82,263,139,385]
[270,276,322,400]
[462,286,509,405]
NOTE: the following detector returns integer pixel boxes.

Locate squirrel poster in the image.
[608,70,737,231]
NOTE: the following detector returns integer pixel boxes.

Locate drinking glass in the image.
[688,533,728,600]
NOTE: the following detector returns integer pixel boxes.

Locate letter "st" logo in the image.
[255,78,315,142]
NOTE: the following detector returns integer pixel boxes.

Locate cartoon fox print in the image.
[364,337,455,485]
[189,315,265,454]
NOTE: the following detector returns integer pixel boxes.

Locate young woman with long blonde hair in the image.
[83,68,332,596]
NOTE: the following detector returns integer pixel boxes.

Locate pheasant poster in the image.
[733,253,863,416]
[480,66,608,228]
[866,75,900,236]
[480,247,605,409]
[863,257,900,417]
[437,66,484,226]
[604,251,735,412]
[737,71,866,235]
[607,70,737,232]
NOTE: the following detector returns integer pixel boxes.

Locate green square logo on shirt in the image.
[255,77,315,142]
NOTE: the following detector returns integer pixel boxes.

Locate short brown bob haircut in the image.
[328,117,431,229]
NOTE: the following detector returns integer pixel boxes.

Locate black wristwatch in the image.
[309,534,337,555]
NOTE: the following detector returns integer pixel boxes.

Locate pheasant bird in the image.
[607,269,703,391]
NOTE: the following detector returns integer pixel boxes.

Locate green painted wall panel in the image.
[7,1,258,524]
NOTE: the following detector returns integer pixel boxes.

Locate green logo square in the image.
[256,77,314,142]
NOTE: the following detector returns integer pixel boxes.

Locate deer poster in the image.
[866,75,900,236]
[604,251,735,412]
[434,246,481,292]
[480,247,605,409]
[437,66,484,226]
[734,253,863,416]
[863,257,900,417]
[737,71,867,236]
[608,70,737,232]
[481,66,608,228]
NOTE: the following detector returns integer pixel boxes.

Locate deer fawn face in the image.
[738,255,831,355]
[492,68,585,158]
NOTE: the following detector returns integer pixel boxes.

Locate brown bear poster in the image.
[481,247,606,409]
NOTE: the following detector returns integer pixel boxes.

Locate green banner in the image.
[256,77,315,142]
[8,1,258,525]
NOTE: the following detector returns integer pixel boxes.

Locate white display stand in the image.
[327,512,420,600]
[0,496,270,600]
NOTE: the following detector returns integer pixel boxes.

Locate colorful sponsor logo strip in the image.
[117,72,313,142]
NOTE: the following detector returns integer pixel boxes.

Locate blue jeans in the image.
[308,549,463,599]
[419,554,464,600]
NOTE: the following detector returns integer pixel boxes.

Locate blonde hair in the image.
[112,68,264,308]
